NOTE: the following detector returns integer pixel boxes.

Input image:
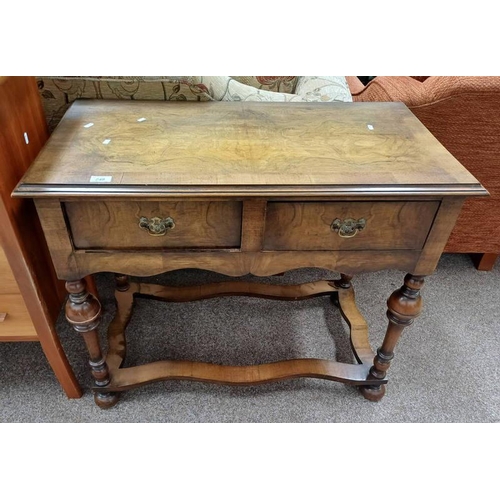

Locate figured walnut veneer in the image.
[65,200,242,250]
[263,201,439,251]
[15,100,483,197]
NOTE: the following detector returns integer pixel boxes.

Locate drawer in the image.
[0,294,37,340]
[65,201,243,250]
[263,201,439,251]
[0,247,20,294]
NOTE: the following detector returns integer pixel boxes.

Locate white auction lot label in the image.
[89,176,112,183]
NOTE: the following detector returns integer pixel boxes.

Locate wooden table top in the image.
[14,100,487,198]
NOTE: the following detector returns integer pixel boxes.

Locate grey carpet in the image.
[0,253,498,422]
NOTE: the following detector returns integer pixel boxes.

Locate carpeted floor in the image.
[0,253,498,422]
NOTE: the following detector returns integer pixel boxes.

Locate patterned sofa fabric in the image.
[37,77,211,131]
[190,76,352,103]
[230,76,298,93]
[38,76,352,131]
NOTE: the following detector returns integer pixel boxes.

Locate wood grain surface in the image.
[336,286,374,364]
[413,197,465,275]
[102,279,382,393]
[14,100,487,198]
[103,359,377,391]
[0,249,36,340]
[0,247,19,295]
[139,280,337,302]
[241,200,267,251]
[65,200,242,249]
[263,201,439,251]
[0,294,37,341]
[0,77,81,396]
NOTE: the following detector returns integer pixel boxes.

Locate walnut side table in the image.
[13,100,487,408]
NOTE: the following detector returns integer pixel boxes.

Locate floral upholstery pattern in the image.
[294,76,352,102]
[37,77,211,131]
[37,76,352,131]
[231,76,298,93]
[188,76,352,103]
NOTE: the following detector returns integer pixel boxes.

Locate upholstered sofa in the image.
[36,75,499,270]
[37,76,352,131]
[346,76,500,270]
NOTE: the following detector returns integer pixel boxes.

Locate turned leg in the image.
[115,274,130,292]
[360,274,425,402]
[331,273,352,307]
[113,273,129,366]
[65,279,120,409]
[84,275,100,301]
[336,273,353,288]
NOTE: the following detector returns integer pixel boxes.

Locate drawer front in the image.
[65,201,243,250]
[263,201,439,251]
[0,294,37,340]
[0,247,20,294]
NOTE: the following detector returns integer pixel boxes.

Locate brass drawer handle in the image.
[139,216,175,236]
[331,218,366,238]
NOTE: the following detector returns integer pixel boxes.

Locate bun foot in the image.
[359,384,386,402]
[94,391,120,409]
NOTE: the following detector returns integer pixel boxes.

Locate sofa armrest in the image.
[351,76,430,106]
[351,76,500,107]
[345,76,365,94]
